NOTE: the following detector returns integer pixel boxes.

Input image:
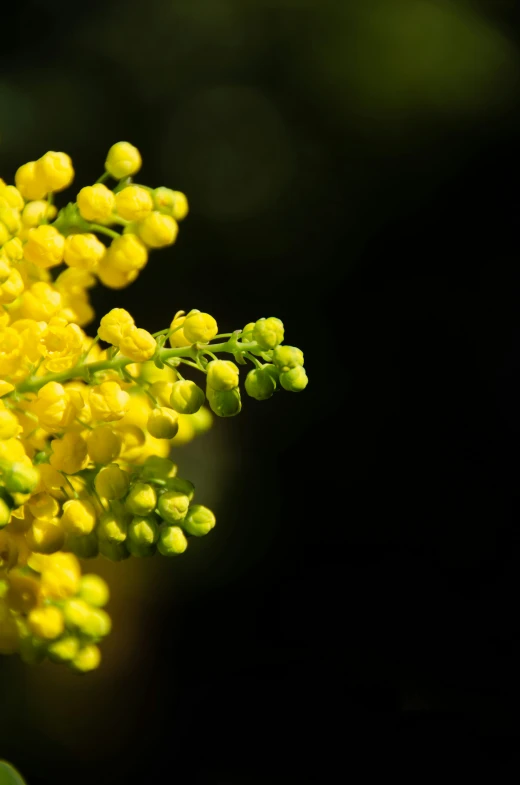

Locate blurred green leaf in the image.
[0,762,26,785]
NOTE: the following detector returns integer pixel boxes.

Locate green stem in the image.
[89,224,120,240]
[96,172,111,184]
[14,339,261,395]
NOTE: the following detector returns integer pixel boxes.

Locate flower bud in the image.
[26,518,65,554]
[28,606,64,640]
[98,540,130,561]
[15,161,48,200]
[252,317,284,351]
[36,151,74,192]
[206,360,239,392]
[147,407,179,439]
[98,308,134,346]
[182,312,218,343]
[89,381,130,422]
[105,142,142,179]
[71,644,101,672]
[125,482,157,515]
[165,476,195,500]
[61,499,97,535]
[152,188,189,220]
[104,234,148,273]
[272,345,304,371]
[128,515,159,548]
[115,185,153,221]
[66,531,99,559]
[79,574,109,607]
[168,314,191,347]
[136,211,178,248]
[97,509,128,543]
[279,366,308,392]
[87,426,122,464]
[158,525,188,556]
[182,505,216,537]
[23,225,65,269]
[119,325,156,362]
[95,464,130,500]
[207,386,242,417]
[140,455,177,482]
[244,366,277,400]
[157,490,190,524]
[77,183,115,222]
[169,380,205,414]
[64,233,106,271]
[48,636,80,663]
[2,462,39,494]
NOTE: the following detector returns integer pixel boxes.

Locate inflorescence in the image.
[0,143,307,672]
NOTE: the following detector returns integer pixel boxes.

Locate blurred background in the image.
[1,0,520,779]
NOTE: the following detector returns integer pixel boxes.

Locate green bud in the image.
[182,504,216,537]
[128,514,159,547]
[2,462,39,494]
[206,360,239,392]
[157,491,190,524]
[252,317,284,351]
[80,608,112,641]
[169,380,205,414]
[245,366,277,401]
[63,598,91,629]
[242,322,255,342]
[127,540,156,558]
[65,532,99,559]
[272,345,304,371]
[98,539,130,562]
[165,476,195,500]
[207,386,242,417]
[47,636,80,663]
[141,455,177,482]
[0,497,11,529]
[125,482,157,515]
[279,366,308,392]
[79,574,109,607]
[152,186,177,215]
[19,634,46,665]
[147,407,179,439]
[97,510,128,543]
[158,525,188,556]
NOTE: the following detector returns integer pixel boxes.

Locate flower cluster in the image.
[0,143,307,672]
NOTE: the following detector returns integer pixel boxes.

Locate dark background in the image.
[1,0,520,780]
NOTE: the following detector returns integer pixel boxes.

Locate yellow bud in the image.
[36,151,74,192]
[64,233,106,271]
[49,432,88,474]
[98,307,134,345]
[15,161,48,200]
[147,407,179,439]
[183,312,218,343]
[95,464,130,500]
[105,233,148,273]
[28,605,64,640]
[115,185,153,221]
[136,211,178,248]
[61,499,97,535]
[105,141,142,179]
[26,517,65,554]
[89,381,130,422]
[86,425,122,464]
[21,282,62,321]
[23,225,65,269]
[169,314,191,347]
[77,183,115,222]
[22,200,56,228]
[119,325,156,362]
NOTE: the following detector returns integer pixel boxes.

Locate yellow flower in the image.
[136,211,178,248]
[32,381,84,432]
[64,233,106,271]
[98,308,134,346]
[86,426,122,464]
[183,311,218,343]
[94,464,130,500]
[21,282,62,321]
[27,492,60,520]
[23,225,65,269]
[38,317,84,373]
[0,268,24,304]
[168,313,191,347]
[147,407,179,439]
[105,233,148,273]
[152,188,189,220]
[15,161,48,201]
[89,381,130,422]
[49,432,89,474]
[97,259,139,289]
[35,151,74,192]
[61,499,97,535]
[115,185,153,221]
[77,183,115,222]
[0,183,24,211]
[22,200,57,228]
[26,517,65,554]
[28,605,64,639]
[3,237,23,261]
[40,552,81,599]
[119,325,156,362]
[105,141,141,179]
[0,327,22,376]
